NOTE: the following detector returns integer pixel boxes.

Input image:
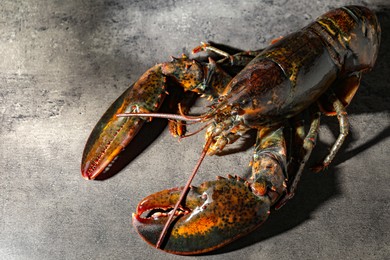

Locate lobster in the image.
[81,6,380,255]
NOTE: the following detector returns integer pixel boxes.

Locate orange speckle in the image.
[173,216,217,238]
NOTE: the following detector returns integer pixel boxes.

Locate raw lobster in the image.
[81,6,380,255]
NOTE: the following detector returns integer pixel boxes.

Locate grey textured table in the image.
[1,1,389,259]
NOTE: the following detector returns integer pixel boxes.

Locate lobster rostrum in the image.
[81,6,380,255]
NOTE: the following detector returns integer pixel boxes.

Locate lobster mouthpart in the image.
[133,177,271,255]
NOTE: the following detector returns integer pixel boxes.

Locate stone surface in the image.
[0,1,389,259]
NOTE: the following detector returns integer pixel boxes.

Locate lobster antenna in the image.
[116,112,204,122]
[156,135,213,249]
[116,97,229,123]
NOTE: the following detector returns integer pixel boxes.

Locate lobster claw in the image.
[81,66,167,180]
[133,177,271,255]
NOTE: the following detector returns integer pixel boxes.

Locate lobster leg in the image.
[276,109,321,208]
[193,42,263,69]
[311,72,362,172]
[312,92,349,172]
[286,115,306,178]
